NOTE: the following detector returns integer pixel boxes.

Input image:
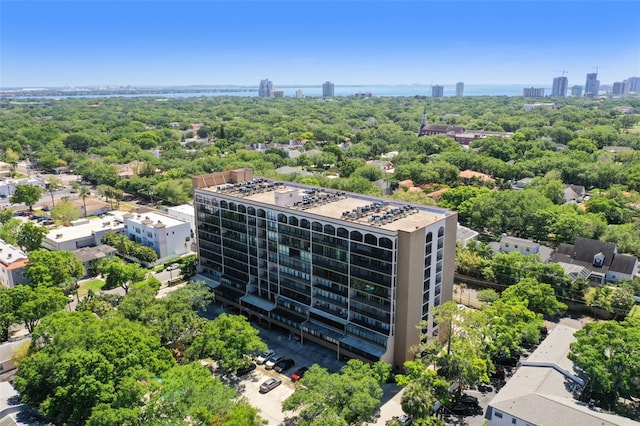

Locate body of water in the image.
[2,84,555,99]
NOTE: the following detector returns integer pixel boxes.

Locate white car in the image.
[255,349,275,365]
[265,355,284,370]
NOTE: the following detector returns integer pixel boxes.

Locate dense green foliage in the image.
[569,319,640,411]
[101,231,158,263]
[283,359,391,426]
[13,281,266,425]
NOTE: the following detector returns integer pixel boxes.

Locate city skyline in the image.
[1,1,639,88]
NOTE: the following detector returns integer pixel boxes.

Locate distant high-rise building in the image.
[585,73,599,98]
[551,76,568,97]
[456,82,464,97]
[270,90,284,98]
[431,85,444,98]
[612,82,627,95]
[627,77,640,93]
[571,85,583,97]
[258,79,273,97]
[523,87,545,98]
[322,81,335,97]
[295,89,304,99]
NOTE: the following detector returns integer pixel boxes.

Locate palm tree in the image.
[46,176,62,208]
[401,382,436,420]
[79,186,90,217]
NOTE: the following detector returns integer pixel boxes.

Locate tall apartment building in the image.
[571,85,583,97]
[431,85,444,98]
[551,76,568,97]
[628,77,640,93]
[193,169,457,367]
[455,82,464,97]
[295,89,304,99]
[523,87,545,97]
[612,81,627,95]
[258,79,273,97]
[322,81,335,97]
[584,73,599,98]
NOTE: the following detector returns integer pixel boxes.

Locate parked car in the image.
[255,350,275,365]
[22,211,33,217]
[450,403,471,416]
[458,394,479,407]
[265,355,284,370]
[166,263,180,271]
[235,363,257,377]
[259,377,282,393]
[291,367,308,382]
[273,358,295,373]
[393,414,413,425]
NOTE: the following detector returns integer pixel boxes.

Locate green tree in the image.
[184,313,266,371]
[12,284,69,333]
[79,185,91,217]
[17,221,47,252]
[400,382,437,420]
[46,176,62,207]
[97,257,147,294]
[26,249,84,289]
[0,287,16,341]
[51,197,80,223]
[500,278,567,316]
[11,184,42,210]
[569,320,640,410]
[283,360,389,425]
[141,362,264,425]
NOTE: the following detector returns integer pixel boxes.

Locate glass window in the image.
[426,232,432,243]
[238,204,246,213]
[257,209,265,218]
[350,231,363,242]
[301,219,310,229]
[364,233,377,246]
[324,224,335,235]
[220,200,228,209]
[337,227,349,238]
[379,237,393,249]
[312,221,323,232]
[248,207,255,215]
[289,216,298,226]
[438,227,444,237]
[229,202,237,211]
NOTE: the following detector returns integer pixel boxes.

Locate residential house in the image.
[460,169,495,185]
[486,325,637,426]
[549,237,639,284]
[0,240,28,288]
[72,244,118,277]
[489,234,553,262]
[564,184,587,203]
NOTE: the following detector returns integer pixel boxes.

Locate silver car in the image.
[259,377,282,393]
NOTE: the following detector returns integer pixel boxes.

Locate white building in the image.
[486,325,637,426]
[165,204,195,237]
[0,240,28,288]
[42,215,125,251]
[122,211,191,261]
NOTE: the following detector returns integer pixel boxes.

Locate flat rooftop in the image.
[198,180,453,233]
[124,210,189,228]
[44,211,128,243]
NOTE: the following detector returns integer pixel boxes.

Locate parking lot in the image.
[206,304,407,425]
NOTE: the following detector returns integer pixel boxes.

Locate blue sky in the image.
[1,0,639,87]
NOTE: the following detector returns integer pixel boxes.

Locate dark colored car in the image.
[450,403,471,416]
[235,363,257,377]
[273,358,295,373]
[259,377,282,393]
[291,367,308,381]
[458,394,479,407]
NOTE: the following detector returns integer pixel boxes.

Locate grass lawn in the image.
[78,278,106,297]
